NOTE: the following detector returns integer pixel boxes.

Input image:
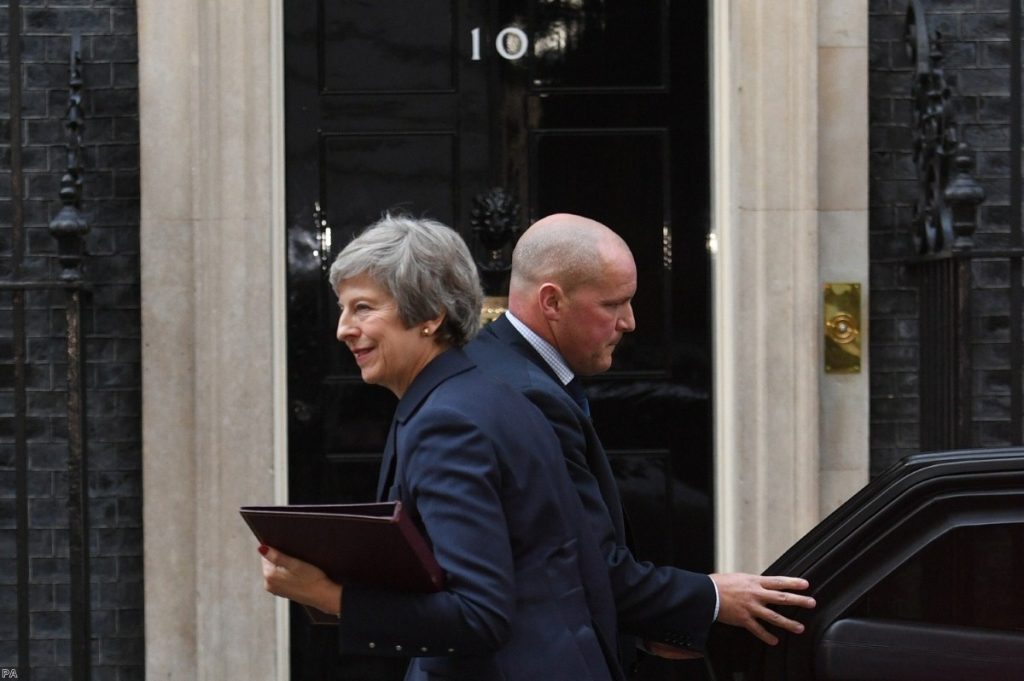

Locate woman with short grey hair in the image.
[328,213,482,348]
[258,214,622,680]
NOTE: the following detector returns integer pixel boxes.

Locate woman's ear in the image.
[423,309,446,337]
[538,283,563,321]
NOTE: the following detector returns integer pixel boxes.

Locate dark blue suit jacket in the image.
[337,348,625,681]
[466,315,717,654]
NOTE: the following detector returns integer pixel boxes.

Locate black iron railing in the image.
[2,26,92,681]
[901,0,1023,451]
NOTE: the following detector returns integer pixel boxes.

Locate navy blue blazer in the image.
[337,348,625,681]
[466,315,718,653]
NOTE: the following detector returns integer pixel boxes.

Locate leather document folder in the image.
[241,501,445,623]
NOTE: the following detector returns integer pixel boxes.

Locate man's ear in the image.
[538,282,563,321]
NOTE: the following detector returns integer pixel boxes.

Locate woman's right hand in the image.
[259,545,343,617]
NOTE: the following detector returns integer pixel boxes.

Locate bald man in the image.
[466,214,815,668]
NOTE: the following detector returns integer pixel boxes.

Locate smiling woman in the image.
[327,214,482,396]
[334,273,442,397]
[257,214,625,681]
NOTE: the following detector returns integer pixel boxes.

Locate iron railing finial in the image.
[49,30,90,281]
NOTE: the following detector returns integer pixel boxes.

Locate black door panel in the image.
[815,618,1024,681]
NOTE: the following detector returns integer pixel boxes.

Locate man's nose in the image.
[619,303,636,332]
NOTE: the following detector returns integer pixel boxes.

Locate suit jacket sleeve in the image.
[337,404,515,657]
[525,383,718,652]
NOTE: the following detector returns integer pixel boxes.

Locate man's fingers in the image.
[763,608,806,635]
[760,576,816,611]
[762,576,809,592]
[712,572,816,643]
[767,589,816,610]
[746,619,779,646]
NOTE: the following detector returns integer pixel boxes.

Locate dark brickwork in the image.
[1,1,142,679]
[870,0,1020,474]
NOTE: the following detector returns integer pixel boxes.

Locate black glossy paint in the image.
[285,3,711,679]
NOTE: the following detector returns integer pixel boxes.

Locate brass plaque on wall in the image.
[824,283,861,374]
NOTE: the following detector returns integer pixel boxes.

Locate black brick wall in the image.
[870,0,1020,473]
[1,1,142,679]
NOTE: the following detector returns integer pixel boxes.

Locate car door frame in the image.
[706,447,1024,681]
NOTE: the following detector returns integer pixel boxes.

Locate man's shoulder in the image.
[466,337,582,432]
[467,331,557,391]
[414,362,539,428]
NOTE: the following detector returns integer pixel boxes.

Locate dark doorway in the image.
[284,2,712,679]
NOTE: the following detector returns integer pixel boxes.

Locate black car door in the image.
[706,448,1024,681]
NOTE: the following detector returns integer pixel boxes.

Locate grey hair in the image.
[328,214,483,346]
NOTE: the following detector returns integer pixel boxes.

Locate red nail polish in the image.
[258,545,269,555]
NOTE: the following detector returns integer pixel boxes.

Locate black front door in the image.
[284,2,711,679]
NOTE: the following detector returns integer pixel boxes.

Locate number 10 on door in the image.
[471,27,529,61]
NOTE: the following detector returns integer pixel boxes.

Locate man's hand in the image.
[710,573,816,646]
[260,545,343,616]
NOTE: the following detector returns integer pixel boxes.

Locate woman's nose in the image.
[336,313,356,342]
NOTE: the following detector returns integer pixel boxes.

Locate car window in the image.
[847,522,1024,631]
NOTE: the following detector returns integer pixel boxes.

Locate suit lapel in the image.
[375,419,399,501]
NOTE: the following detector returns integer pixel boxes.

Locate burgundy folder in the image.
[241,501,445,623]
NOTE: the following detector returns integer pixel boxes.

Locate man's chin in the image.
[583,359,614,376]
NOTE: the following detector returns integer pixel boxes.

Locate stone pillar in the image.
[817,0,871,517]
[137,0,286,679]
[712,0,823,572]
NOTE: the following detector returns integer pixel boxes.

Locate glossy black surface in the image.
[322,0,455,93]
[707,448,1024,681]
[285,2,710,679]
[529,2,666,89]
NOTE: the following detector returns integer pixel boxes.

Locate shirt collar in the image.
[504,311,575,386]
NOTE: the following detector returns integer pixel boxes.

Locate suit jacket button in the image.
[448,648,455,653]
[368,643,376,649]
[395,645,403,652]
[420,647,429,653]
